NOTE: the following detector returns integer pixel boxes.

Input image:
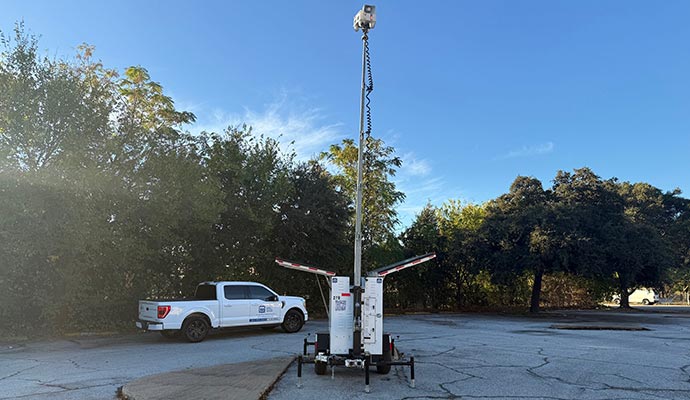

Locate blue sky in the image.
[3,1,689,228]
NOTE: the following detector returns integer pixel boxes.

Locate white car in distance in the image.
[136,281,308,342]
[612,288,659,305]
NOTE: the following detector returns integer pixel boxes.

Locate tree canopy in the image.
[2,24,689,337]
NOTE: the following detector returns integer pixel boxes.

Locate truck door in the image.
[221,284,251,327]
[247,285,282,325]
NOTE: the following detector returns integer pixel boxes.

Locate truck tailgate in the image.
[139,301,159,320]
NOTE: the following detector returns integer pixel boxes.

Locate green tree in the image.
[0,24,222,334]
[202,126,294,283]
[0,24,115,172]
[437,200,487,307]
[552,168,674,308]
[665,191,690,303]
[321,136,404,255]
[263,161,352,310]
[482,176,569,313]
[397,204,446,309]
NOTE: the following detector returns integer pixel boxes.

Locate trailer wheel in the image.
[642,299,650,305]
[315,361,327,375]
[160,330,180,340]
[182,316,210,343]
[376,336,392,374]
[281,309,304,333]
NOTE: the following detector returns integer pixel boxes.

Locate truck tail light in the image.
[157,305,171,319]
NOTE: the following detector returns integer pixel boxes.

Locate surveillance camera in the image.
[353,4,376,31]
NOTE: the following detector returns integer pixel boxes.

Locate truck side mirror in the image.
[266,295,279,302]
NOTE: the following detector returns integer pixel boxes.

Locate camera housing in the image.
[353,5,376,31]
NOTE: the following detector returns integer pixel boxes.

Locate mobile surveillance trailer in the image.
[275,254,436,391]
[274,5,437,393]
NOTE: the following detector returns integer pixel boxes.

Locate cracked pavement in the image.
[269,308,690,400]
[0,327,309,399]
[2,307,690,399]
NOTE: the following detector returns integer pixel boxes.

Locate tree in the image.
[0,24,223,334]
[268,161,351,301]
[201,126,293,284]
[552,168,674,308]
[436,200,487,307]
[321,136,404,254]
[665,190,690,303]
[0,24,115,172]
[398,204,446,309]
[0,25,120,333]
[484,176,549,312]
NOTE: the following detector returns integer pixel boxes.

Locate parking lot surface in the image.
[270,308,690,400]
[1,307,689,399]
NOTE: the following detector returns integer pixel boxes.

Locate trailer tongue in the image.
[274,4,437,393]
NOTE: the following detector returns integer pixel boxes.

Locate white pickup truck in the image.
[136,281,308,342]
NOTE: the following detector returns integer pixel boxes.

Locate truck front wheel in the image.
[182,316,210,343]
[281,309,304,333]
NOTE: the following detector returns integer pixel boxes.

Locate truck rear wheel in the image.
[281,309,304,333]
[182,316,210,343]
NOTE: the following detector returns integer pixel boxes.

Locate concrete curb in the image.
[119,356,295,400]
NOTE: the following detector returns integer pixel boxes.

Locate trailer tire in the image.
[376,335,392,374]
[376,353,392,374]
[182,315,210,343]
[281,309,304,333]
[160,330,180,340]
[315,361,328,375]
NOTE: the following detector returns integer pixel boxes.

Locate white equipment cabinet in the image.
[362,277,383,354]
[329,277,353,355]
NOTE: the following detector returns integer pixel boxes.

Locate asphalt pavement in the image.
[2,306,690,400]
[270,307,690,400]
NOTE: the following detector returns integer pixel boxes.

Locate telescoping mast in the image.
[274,5,436,393]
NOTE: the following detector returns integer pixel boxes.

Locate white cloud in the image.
[187,93,346,161]
[394,160,466,228]
[400,152,432,177]
[182,94,460,229]
[500,141,555,159]
[394,176,469,229]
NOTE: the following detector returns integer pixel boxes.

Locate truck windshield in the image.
[195,284,217,300]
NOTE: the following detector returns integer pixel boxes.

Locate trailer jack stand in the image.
[364,356,371,393]
[410,356,415,388]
